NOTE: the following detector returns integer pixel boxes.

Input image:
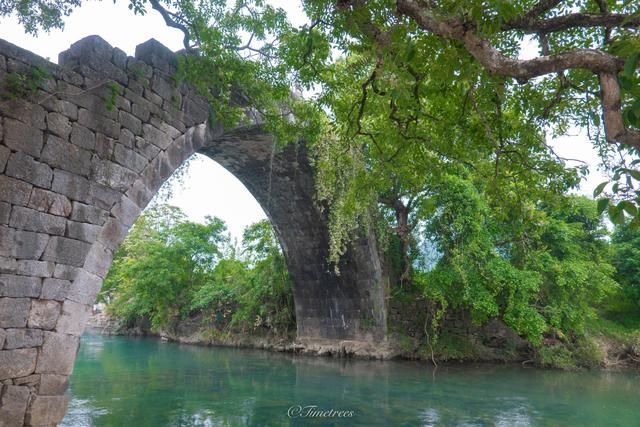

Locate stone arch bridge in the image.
[0,36,387,426]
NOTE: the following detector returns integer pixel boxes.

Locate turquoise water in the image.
[62,335,640,426]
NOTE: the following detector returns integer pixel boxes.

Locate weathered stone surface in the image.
[41,98,78,120]
[78,108,120,139]
[0,385,30,426]
[0,328,5,349]
[66,220,101,242]
[3,118,43,157]
[119,110,142,135]
[13,230,49,260]
[94,133,115,159]
[35,331,79,375]
[142,123,171,149]
[66,270,102,305]
[15,260,55,277]
[0,99,45,129]
[0,202,9,225]
[113,143,147,173]
[51,169,91,202]
[90,157,138,192]
[97,218,129,251]
[13,374,40,388]
[83,242,113,278]
[89,182,122,211]
[135,135,160,159]
[0,175,33,206]
[70,202,108,225]
[55,300,91,336]
[111,196,141,227]
[4,328,44,349]
[0,275,41,298]
[38,374,68,395]
[41,236,91,267]
[27,188,72,217]
[70,123,95,150]
[46,112,72,140]
[125,180,153,209]
[0,349,37,379]
[25,395,69,426]
[0,256,17,274]
[9,206,66,236]
[52,264,78,281]
[41,278,70,301]
[28,300,60,330]
[0,145,10,174]
[5,151,52,189]
[40,134,92,176]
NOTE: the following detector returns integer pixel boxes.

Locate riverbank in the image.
[86,310,640,370]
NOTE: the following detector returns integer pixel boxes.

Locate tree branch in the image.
[505,13,640,33]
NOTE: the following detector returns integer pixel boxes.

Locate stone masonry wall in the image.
[0,35,387,426]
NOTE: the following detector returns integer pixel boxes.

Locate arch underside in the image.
[0,35,386,426]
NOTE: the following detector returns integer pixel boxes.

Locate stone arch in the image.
[0,35,387,426]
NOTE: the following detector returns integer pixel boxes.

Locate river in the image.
[60,335,639,426]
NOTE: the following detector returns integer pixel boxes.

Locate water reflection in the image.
[62,335,640,427]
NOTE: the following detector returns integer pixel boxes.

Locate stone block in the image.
[135,135,160,159]
[52,264,78,281]
[69,202,108,225]
[0,349,37,380]
[97,218,129,251]
[132,102,150,121]
[51,169,91,203]
[0,275,42,298]
[38,374,68,395]
[0,256,17,274]
[0,328,5,349]
[3,118,43,157]
[25,395,70,426]
[35,331,79,375]
[5,151,53,189]
[28,300,60,331]
[13,374,40,388]
[113,143,147,173]
[0,385,30,427]
[119,110,142,135]
[90,157,138,192]
[0,299,34,328]
[89,182,122,211]
[66,270,102,306]
[0,202,9,224]
[46,112,72,140]
[54,300,91,336]
[40,98,78,120]
[27,188,72,217]
[111,196,141,227]
[9,206,66,236]
[0,98,45,129]
[15,260,55,277]
[0,145,9,173]
[66,220,101,243]
[142,123,171,149]
[143,87,163,106]
[70,123,95,150]
[118,127,135,148]
[40,134,92,177]
[41,236,91,267]
[4,328,44,349]
[78,108,120,139]
[41,278,70,301]
[94,132,115,158]
[83,242,113,278]
[0,175,33,206]
[13,230,49,260]
[125,180,153,209]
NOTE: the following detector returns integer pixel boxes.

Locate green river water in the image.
[60,335,640,426]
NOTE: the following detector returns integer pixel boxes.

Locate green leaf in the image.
[597,198,610,215]
[593,181,608,197]
[608,204,625,224]
[624,52,639,78]
[627,169,640,181]
[618,200,638,217]
[619,75,633,91]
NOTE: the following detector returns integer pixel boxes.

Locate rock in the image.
[0,385,30,427]
[28,300,61,330]
[0,298,31,328]
[41,236,91,267]
[4,328,44,349]
[34,331,79,375]
[40,278,70,301]
[55,300,91,336]
[25,395,69,426]
[0,275,42,298]
[0,349,37,379]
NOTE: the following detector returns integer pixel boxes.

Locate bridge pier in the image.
[0,35,387,426]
